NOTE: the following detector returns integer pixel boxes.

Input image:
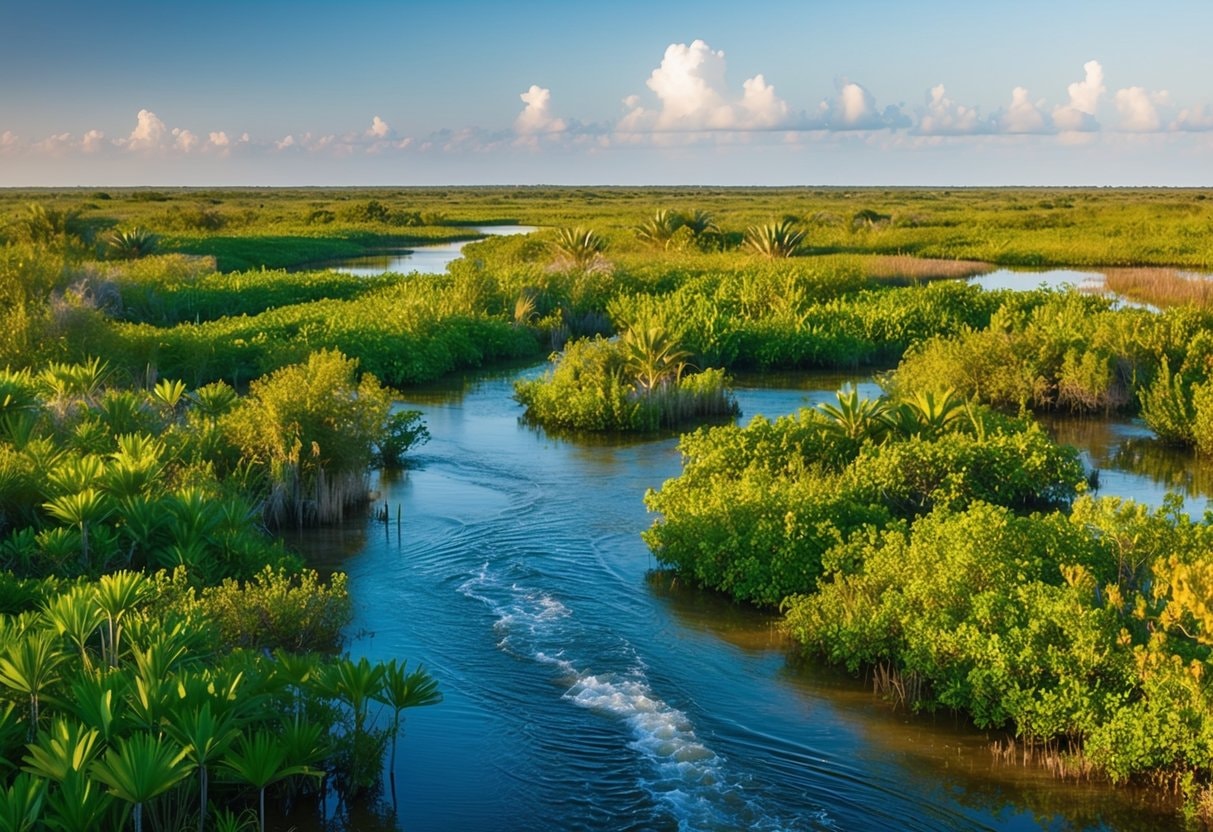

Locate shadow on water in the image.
[646,571,1181,832]
[1039,413,1213,512]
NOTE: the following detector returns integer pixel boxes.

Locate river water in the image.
[321,224,537,276]
[288,366,1199,832]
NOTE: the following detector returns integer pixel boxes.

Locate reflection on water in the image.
[650,573,1179,832]
[1041,413,1213,513]
[319,224,537,276]
[968,267,1109,294]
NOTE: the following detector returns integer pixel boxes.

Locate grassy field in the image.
[4,186,1213,271]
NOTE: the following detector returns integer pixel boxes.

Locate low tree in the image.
[223,350,394,526]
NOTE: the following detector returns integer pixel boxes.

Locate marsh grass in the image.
[865,254,994,283]
[1103,266,1213,309]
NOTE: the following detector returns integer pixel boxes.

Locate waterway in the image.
[286,367,1200,832]
[320,224,536,276]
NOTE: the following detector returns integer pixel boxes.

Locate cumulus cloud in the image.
[172,127,198,153]
[997,86,1050,133]
[1115,86,1163,132]
[1173,103,1213,131]
[81,129,105,153]
[812,79,909,130]
[125,109,168,150]
[32,132,73,155]
[619,39,792,133]
[514,85,567,135]
[275,135,296,151]
[208,131,230,147]
[368,115,391,138]
[1053,60,1104,131]
[916,84,985,135]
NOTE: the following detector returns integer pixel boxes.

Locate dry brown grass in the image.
[1104,266,1213,309]
[865,255,994,283]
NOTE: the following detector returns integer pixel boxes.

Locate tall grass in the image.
[1103,267,1213,308]
[865,255,994,283]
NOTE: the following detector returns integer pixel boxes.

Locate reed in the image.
[864,254,993,283]
[1103,266,1213,308]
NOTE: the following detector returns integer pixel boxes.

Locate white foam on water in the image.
[457,564,833,831]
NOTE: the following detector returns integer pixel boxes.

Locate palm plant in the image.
[550,227,606,270]
[817,388,889,442]
[113,495,169,568]
[681,209,718,240]
[187,382,238,424]
[0,772,46,832]
[62,672,127,742]
[93,571,151,666]
[373,660,441,788]
[46,455,106,496]
[40,773,112,832]
[316,656,385,798]
[90,732,193,832]
[149,379,187,423]
[96,390,153,437]
[221,730,317,832]
[41,588,105,671]
[23,717,101,783]
[105,228,159,260]
[886,388,966,440]
[743,219,806,258]
[0,630,64,728]
[167,704,238,832]
[620,324,691,394]
[43,488,114,568]
[633,210,683,249]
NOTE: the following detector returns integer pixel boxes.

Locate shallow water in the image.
[967,267,1109,294]
[289,367,1199,831]
[320,224,536,276]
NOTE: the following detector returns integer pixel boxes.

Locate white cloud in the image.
[81,129,105,153]
[1114,86,1162,132]
[275,135,296,151]
[619,39,792,133]
[125,109,168,150]
[738,74,789,128]
[172,127,198,153]
[917,84,984,135]
[208,131,230,147]
[812,79,908,130]
[368,115,391,138]
[998,86,1050,133]
[1053,60,1104,131]
[514,85,567,135]
[32,132,73,155]
[1173,103,1213,131]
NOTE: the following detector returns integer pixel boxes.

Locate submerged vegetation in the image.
[2,185,1213,825]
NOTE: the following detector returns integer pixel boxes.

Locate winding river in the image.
[288,235,1208,830]
[284,366,1203,832]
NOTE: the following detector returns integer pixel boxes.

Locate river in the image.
[320,224,537,276]
[285,366,1199,832]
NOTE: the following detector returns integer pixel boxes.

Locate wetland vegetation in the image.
[2,185,1213,828]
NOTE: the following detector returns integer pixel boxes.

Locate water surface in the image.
[321,225,537,276]
[295,368,1200,831]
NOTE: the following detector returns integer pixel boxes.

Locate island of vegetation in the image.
[1,185,1213,828]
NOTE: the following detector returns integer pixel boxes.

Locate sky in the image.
[2,0,1213,187]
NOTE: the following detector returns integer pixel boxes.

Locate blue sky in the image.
[3,0,1212,186]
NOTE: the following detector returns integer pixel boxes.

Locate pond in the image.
[286,367,1206,832]
[320,224,537,276]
